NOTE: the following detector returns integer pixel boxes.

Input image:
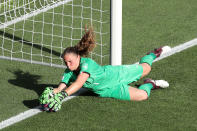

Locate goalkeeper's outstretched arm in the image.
[53,83,67,94]
[54,72,89,95]
[64,72,89,96]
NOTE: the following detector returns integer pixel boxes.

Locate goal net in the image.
[0,0,112,68]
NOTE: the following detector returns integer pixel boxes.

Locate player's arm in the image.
[39,72,89,112]
[64,72,89,96]
[53,83,67,94]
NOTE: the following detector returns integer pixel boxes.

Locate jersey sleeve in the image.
[80,62,92,75]
[61,69,73,85]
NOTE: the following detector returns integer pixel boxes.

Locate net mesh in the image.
[0,0,110,67]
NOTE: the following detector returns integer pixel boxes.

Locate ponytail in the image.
[62,26,96,58]
[75,26,96,57]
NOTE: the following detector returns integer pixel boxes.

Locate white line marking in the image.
[0,56,66,69]
[134,38,197,64]
[154,38,197,62]
[0,38,197,129]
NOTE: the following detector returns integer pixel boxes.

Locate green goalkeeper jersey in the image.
[61,57,143,97]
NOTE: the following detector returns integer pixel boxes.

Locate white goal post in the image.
[110,0,122,65]
[0,0,122,67]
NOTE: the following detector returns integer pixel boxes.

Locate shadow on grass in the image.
[8,69,58,108]
[8,69,97,108]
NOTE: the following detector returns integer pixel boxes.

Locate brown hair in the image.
[62,26,96,58]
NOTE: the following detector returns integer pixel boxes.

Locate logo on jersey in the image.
[82,63,88,70]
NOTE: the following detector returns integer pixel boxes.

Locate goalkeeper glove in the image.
[48,91,68,112]
[39,87,55,111]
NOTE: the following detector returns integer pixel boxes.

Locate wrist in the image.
[53,88,61,94]
[61,91,68,98]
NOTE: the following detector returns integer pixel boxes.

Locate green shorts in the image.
[98,64,143,100]
[99,83,131,100]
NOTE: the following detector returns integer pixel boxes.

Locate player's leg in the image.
[129,79,169,101]
[98,79,169,101]
[139,46,171,78]
[139,47,161,78]
[129,86,148,101]
[140,63,151,78]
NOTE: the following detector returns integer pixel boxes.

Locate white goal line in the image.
[0,56,66,68]
[0,0,72,29]
[0,38,197,130]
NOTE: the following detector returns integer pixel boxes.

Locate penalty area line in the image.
[0,38,197,130]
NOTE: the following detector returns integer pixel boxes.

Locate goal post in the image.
[110,0,122,65]
[0,0,122,67]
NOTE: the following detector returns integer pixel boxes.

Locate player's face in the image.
[63,53,80,71]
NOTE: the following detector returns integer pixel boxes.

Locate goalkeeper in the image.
[39,26,170,112]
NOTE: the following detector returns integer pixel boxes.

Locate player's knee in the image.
[130,89,148,101]
[143,63,151,72]
[137,91,148,101]
[140,93,148,101]
[140,63,151,78]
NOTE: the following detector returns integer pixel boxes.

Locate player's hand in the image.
[57,91,68,101]
[48,91,68,112]
[39,87,54,105]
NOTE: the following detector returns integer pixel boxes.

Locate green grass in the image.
[123,0,197,64]
[1,0,197,130]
